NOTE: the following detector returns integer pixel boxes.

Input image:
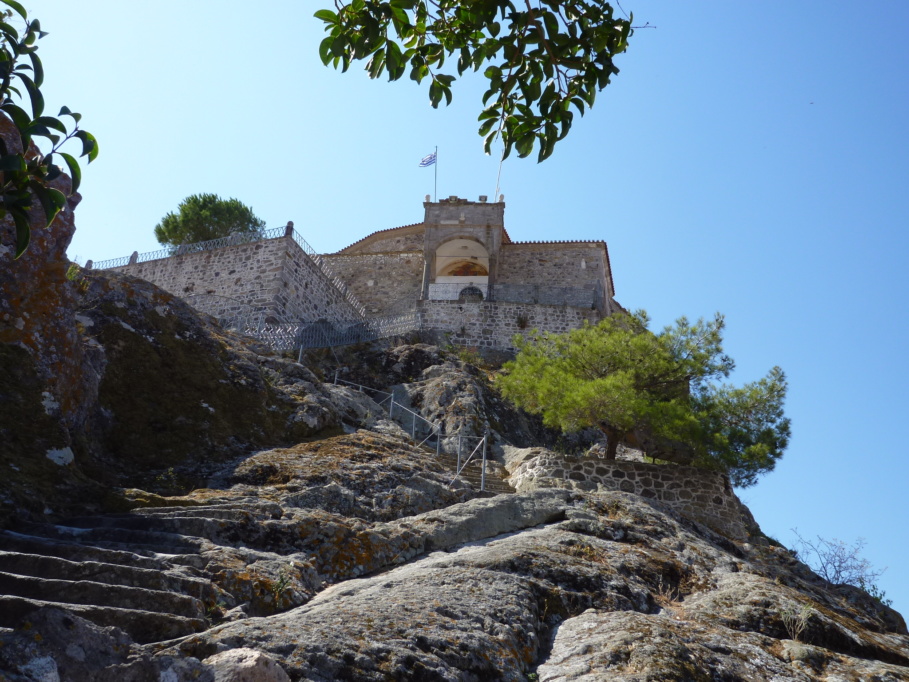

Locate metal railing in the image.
[239,311,421,352]
[332,374,489,491]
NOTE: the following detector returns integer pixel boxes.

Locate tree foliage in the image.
[315,0,632,162]
[0,0,98,258]
[154,194,266,247]
[496,311,791,487]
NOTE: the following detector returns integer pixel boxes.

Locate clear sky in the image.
[30,1,909,613]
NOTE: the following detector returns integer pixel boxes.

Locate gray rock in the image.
[202,648,290,681]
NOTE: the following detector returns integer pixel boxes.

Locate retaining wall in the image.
[110,237,363,323]
[508,454,753,539]
[419,300,599,349]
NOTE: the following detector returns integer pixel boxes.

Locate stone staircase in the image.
[434,449,515,496]
[0,507,244,644]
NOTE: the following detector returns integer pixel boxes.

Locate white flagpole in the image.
[434,146,438,202]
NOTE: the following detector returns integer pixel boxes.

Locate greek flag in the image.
[419,152,437,167]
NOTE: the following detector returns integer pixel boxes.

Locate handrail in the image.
[448,437,485,488]
[331,373,488,490]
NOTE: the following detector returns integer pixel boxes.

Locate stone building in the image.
[322,195,619,347]
[94,196,619,350]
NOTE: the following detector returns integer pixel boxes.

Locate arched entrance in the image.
[429,238,490,300]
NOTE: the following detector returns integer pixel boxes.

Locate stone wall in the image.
[346,230,425,254]
[110,237,362,323]
[508,454,753,540]
[498,242,609,291]
[419,300,599,349]
[322,252,425,315]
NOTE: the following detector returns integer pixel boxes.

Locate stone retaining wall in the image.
[110,237,362,323]
[508,454,753,539]
[419,300,599,349]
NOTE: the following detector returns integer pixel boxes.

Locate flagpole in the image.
[434,145,438,202]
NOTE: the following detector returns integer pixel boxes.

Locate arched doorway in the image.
[430,238,490,300]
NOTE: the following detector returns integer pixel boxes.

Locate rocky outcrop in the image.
[3,201,906,680]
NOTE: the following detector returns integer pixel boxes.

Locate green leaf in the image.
[0,21,19,41]
[59,152,81,192]
[12,209,29,259]
[28,179,65,226]
[515,133,534,158]
[318,36,334,65]
[74,130,99,162]
[18,73,43,117]
[313,9,338,23]
[28,50,43,86]
[1,102,30,131]
[31,116,66,134]
[0,0,28,21]
[0,153,25,172]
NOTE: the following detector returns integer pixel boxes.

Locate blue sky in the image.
[32,1,909,613]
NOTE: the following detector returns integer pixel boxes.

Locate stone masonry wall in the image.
[111,237,362,323]
[420,300,599,349]
[498,243,608,290]
[322,252,425,315]
[347,231,425,254]
[508,454,753,540]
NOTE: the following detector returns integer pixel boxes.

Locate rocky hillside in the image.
[2,211,907,679]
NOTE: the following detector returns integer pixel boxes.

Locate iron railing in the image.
[236,311,421,352]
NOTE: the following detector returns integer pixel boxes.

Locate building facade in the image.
[94,197,619,350]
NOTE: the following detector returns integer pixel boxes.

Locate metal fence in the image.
[238,310,422,352]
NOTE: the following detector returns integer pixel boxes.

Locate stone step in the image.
[13,522,205,555]
[131,498,284,519]
[0,551,214,601]
[0,530,168,569]
[0,596,208,644]
[435,453,515,494]
[0,571,206,619]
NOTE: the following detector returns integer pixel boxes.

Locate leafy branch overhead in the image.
[315,0,632,161]
[0,0,97,258]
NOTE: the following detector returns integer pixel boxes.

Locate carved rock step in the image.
[0,551,214,600]
[69,501,283,524]
[130,501,285,520]
[0,595,207,644]
[0,529,177,568]
[0,571,205,619]
[12,521,206,556]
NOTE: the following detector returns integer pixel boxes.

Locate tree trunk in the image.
[601,426,620,460]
